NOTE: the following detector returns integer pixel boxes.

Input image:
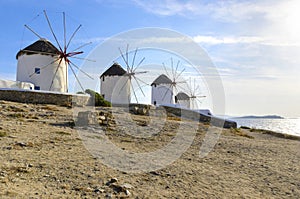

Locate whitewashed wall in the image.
[176,99,190,109]
[17,54,67,92]
[151,84,173,105]
[0,79,34,90]
[100,75,130,104]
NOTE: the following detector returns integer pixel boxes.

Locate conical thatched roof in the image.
[16,39,59,59]
[151,74,172,86]
[100,63,127,78]
[176,92,190,100]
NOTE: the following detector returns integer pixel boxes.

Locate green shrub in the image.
[0,131,7,137]
[76,91,85,95]
[85,89,111,107]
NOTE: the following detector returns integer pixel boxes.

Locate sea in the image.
[232,118,300,137]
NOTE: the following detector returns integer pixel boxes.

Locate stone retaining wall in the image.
[0,89,90,107]
[161,105,237,129]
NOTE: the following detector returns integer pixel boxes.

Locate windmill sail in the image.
[185,77,206,109]
[151,58,187,106]
[18,10,93,93]
[117,45,148,104]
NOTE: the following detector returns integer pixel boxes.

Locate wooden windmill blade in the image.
[21,10,94,93]
[191,96,206,110]
[44,10,63,52]
[160,83,174,103]
[119,44,131,72]
[24,24,44,40]
[118,45,148,104]
[187,77,206,109]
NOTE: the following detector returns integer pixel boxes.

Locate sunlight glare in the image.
[283,1,300,41]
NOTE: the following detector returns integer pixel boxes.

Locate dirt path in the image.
[0,101,299,198]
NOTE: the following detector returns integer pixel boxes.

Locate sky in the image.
[0,0,300,117]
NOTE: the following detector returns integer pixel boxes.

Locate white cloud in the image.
[133,0,300,46]
[132,0,198,16]
[132,0,273,21]
[130,0,300,117]
[193,34,300,47]
[193,35,264,45]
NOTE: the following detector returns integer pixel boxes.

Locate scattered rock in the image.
[125,189,131,196]
[15,142,27,147]
[105,193,113,198]
[4,146,12,150]
[106,177,118,186]
[121,183,134,189]
[76,111,98,126]
[240,126,251,129]
[99,115,106,121]
[149,171,160,176]
[27,163,33,168]
[94,188,105,193]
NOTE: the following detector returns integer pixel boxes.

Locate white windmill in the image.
[16,10,93,93]
[175,92,190,108]
[100,62,129,105]
[178,77,206,109]
[151,74,173,106]
[151,58,187,106]
[100,45,148,105]
[118,45,148,104]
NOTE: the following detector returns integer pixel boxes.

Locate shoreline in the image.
[240,126,300,141]
[234,117,300,137]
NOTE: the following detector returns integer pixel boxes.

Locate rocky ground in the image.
[0,100,299,198]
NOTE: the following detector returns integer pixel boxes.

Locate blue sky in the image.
[0,0,300,117]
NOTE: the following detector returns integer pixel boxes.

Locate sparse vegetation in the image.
[7,105,25,112]
[84,89,112,107]
[0,131,7,137]
[76,91,85,95]
[7,113,24,118]
[68,120,76,128]
[240,126,251,129]
[0,100,300,198]
[53,131,71,136]
[41,105,59,111]
[230,128,254,139]
[167,116,182,121]
[250,128,300,141]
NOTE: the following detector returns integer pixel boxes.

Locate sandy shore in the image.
[0,100,299,198]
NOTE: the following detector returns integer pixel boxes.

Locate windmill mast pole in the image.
[24,25,43,40]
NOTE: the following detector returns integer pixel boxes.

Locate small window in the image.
[35,68,40,74]
[34,86,40,90]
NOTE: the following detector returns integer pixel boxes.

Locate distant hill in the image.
[232,115,284,119]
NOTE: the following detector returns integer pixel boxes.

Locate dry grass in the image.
[41,105,59,111]
[7,113,24,118]
[52,131,71,136]
[230,128,254,139]
[167,116,182,121]
[7,105,25,112]
[250,128,300,141]
[0,131,7,137]
[1,100,300,198]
